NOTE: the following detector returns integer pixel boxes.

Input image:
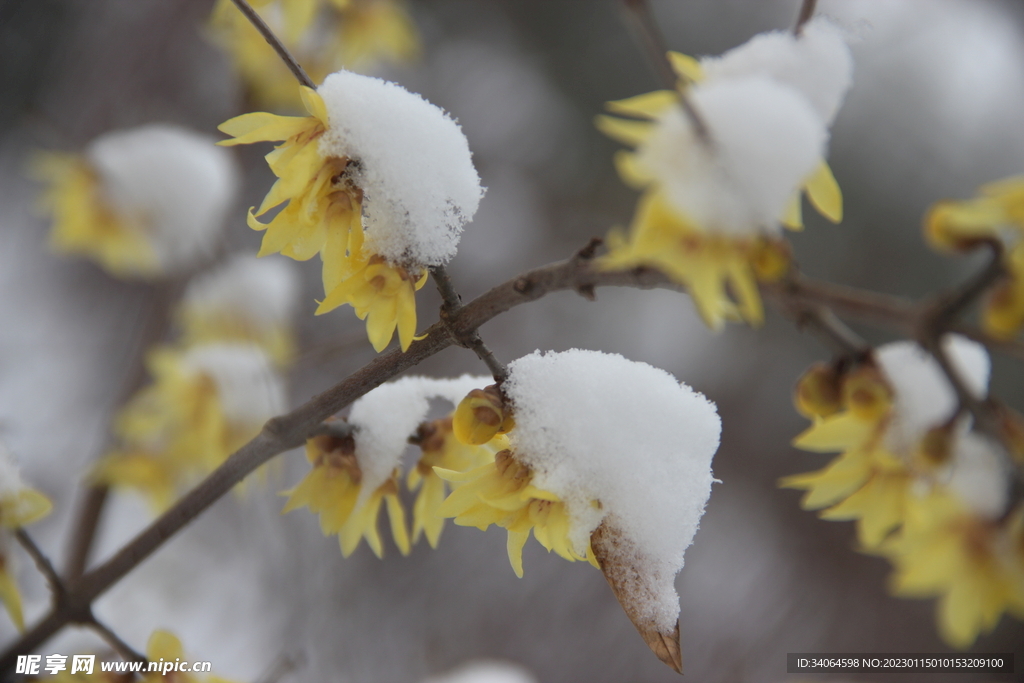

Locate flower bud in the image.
[453,385,513,445]
[842,363,892,421]
[794,362,842,419]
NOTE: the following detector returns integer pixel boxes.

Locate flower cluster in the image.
[925,176,1024,338]
[0,441,52,631]
[783,336,1023,646]
[209,0,418,110]
[32,124,237,280]
[598,19,852,329]
[95,258,296,511]
[218,71,482,352]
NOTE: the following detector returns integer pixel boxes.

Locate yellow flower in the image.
[407,417,494,547]
[95,345,283,509]
[314,253,427,352]
[601,191,780,329]
[452,385,515,445]
[209,0,418,110]
[925,176,1024,338]
[31,152,157,277]
[876,493,1024,648]
[141,629,238,683]
[219,86,428,352]
[436,449,600,578]
[282,430,410,557]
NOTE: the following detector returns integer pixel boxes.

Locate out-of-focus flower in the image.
[407,417,493,548]
[598,19,851,330]
[0,442,52,631]
[32,125,237,279]
[177,254,300,366]
[877,492,1024,648]
[95,344,285,511]
[139,629,238,683]
[925,176,1024,338]
[219,72,482,351]
[282,429,410,557]
[439,351,720,673]
[209,0,419,110]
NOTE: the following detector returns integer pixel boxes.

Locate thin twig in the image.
[618,0,710,144]
[228,0,316,89]
[14,530,64,599]
[64,486,108,584]
[87,618,147,664]
[794,0,818,35]
[430,265,508,383]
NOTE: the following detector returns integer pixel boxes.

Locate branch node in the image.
[574,237,604,261]
[513,277,534,294]
[577,284,597,301]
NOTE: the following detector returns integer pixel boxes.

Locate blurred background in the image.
[2,0,1024,681]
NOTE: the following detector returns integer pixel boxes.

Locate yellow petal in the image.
[605,90,677,119]
[594,115,654,147]
[386,493,410,556]
[507,529,529,578]
[0,568,24,631]
[217,112,311,145]
[792,412,873,452]
[781,192,803,230]
[804,160,843,223]
[300,86,329,125]
[667,51,704,83]
[147,630,185,662]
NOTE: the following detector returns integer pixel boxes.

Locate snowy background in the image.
[1,0,1023,681]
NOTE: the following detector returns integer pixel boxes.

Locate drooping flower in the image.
[876,492,1024,648]
[32,124,237,279]
[407,417,494,548]
[925,176,1024,338]
[209,0,419,110]
[782,336,1001,548]
[438,351,721,673]
[177,254,300,366]
[598,19,852,330]
[95,343,286,510]
[282,428,410,557]
[0,441,53,631]
[218,72,482,352]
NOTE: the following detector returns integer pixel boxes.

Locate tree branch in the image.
[430,265,508,383]
[228,0,315,89]
[794,0,818,35]
[87,617,147,664]
[14,530,64,600]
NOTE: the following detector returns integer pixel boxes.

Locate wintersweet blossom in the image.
[783,337,1021,647]
[139,630,237,683]
[218,72,482,351]
[439,351,720,672]
[0,442,52,631]
[33,125,237,279]
[925,176,1024,338]
[209,0,418,109]
[598,19,851,330]
[95,343,285,510]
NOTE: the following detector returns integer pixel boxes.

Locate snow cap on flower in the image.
[502,350,720,633]
[179,254,299,364]
[317,70,484,266]
[87,124,238,273]
[700,17,853,125]
[347,375,490,503]
[180,343,286,425]
[634,77,826,235]
[875,336,989,454]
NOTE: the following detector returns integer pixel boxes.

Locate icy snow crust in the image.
[347,375,489,505]
[181,343,286,425]
[182,253,299,330]
[87,124,237,272]
[317,71,484,267]
[700,18,854,125]
[503,350,721,630]
[875,336,1008,517]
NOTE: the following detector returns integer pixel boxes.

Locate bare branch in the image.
[87,618,146,664]
[794,0,819,35]
[228,0,316,89]
[14,530,65,599]
[430,265,508,383]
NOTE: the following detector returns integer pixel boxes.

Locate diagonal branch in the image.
[430,265,508,383]
[794,0,819,35]
[228,0,315,89]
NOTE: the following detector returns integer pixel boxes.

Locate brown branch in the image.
[618,0,710,144]
[430,265,508,383]
[14,530,64,599]
[87,618,146,664]
[228,0,315,90]
[794,0,818,35]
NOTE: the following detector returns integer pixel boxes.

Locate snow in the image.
[635,76,826,235]
[317,71,484,267]
[700,17,854,125]
[502,349,721,631]
[180,253,299,331]
[948,432,1009,518]
[422,660,538,683]
[875,335,989,455]
[346,375,489,503]
[87,124,238,273]
[181,343,286,425]
[0,440,26,499]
